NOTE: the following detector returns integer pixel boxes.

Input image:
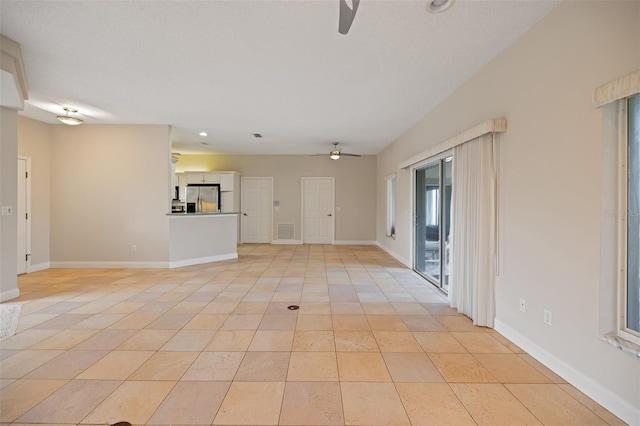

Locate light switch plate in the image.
[1,206,13,216]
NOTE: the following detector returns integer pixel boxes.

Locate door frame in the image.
[410,150,452,286]
[301,177,335,244]
[17,155,31,274]
[241,176,273,243]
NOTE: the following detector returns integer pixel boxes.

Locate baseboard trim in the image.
[0,288,20,303]
[268,240,378,246]
[375,242,411,267]
[334,240,377,245]
[271,239,303,245]
[28,262,50,273]
[494,319,639,425]
[50,261,170,269]
[169,253,238,268]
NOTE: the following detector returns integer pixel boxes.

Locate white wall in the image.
[17,116,51,271]
[0,107,19,301]
[176,154,377,243]
[50,124,172,266]
[376,1,639,422]
[169,214,238,267]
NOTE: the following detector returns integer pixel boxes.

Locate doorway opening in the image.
[414,156,452,292]
[17,156,31,275]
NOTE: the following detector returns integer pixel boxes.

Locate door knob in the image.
[243,213,248,216]
[327,213,332,217]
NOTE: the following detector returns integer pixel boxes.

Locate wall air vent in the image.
[277,223,295,240]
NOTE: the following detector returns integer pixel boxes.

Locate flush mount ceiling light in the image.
[426,0,455,14]
[199,131,208,137]
[56,107,83,125]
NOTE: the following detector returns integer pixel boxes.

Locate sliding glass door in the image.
[415,157,452,291]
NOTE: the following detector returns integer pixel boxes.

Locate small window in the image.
[386,175,396,238]
[622,93,640,344]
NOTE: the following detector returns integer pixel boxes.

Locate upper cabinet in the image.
[183,171,240,187]
[186,173,220,184]
[220,173,234,191]
[219,172,240,191]
[176,173,188,200]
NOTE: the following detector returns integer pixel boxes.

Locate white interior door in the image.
[17,157,30,274]
[302,177,334,244]
[242,177,273,243]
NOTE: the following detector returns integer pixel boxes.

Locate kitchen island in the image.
[167,212,239,268]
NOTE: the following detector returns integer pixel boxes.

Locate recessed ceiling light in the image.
[427,0,454,14]
[199,131,208,137]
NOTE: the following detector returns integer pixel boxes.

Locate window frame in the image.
[618,95,640,345]
[385,174,396,238]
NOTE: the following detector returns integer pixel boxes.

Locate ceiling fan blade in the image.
[338,0,360,35]
[311,143,361,158]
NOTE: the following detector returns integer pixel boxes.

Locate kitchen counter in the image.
[167,213,239,268]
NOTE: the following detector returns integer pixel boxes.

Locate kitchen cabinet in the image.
[186,173,220,184]
[221,192,234,213]
[220,173,241,212]
[219,171,240,192]
[220,173,234,191]
[176,173,189,200]
[171,157,178,191]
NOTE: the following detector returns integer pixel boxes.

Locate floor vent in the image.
[277,223,295,240]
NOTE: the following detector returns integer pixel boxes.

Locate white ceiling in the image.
[1,0,557,156]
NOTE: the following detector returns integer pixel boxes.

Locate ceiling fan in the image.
[338,0,360,35]
[313,142,361,160]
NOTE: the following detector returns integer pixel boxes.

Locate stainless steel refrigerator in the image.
[186,184,221,213]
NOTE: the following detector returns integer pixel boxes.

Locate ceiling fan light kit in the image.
[56,107,83,125]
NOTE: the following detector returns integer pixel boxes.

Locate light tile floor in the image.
[0,244,626,425]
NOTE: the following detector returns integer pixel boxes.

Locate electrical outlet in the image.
[544,309,552,326]
[132,245,137,252]
[519,298,526,312]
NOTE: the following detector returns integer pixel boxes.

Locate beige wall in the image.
[50,124,172,265]
[376,1,639,421]
[17,116,52,269]
[175,154,377,242]
[0,107,19,301]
